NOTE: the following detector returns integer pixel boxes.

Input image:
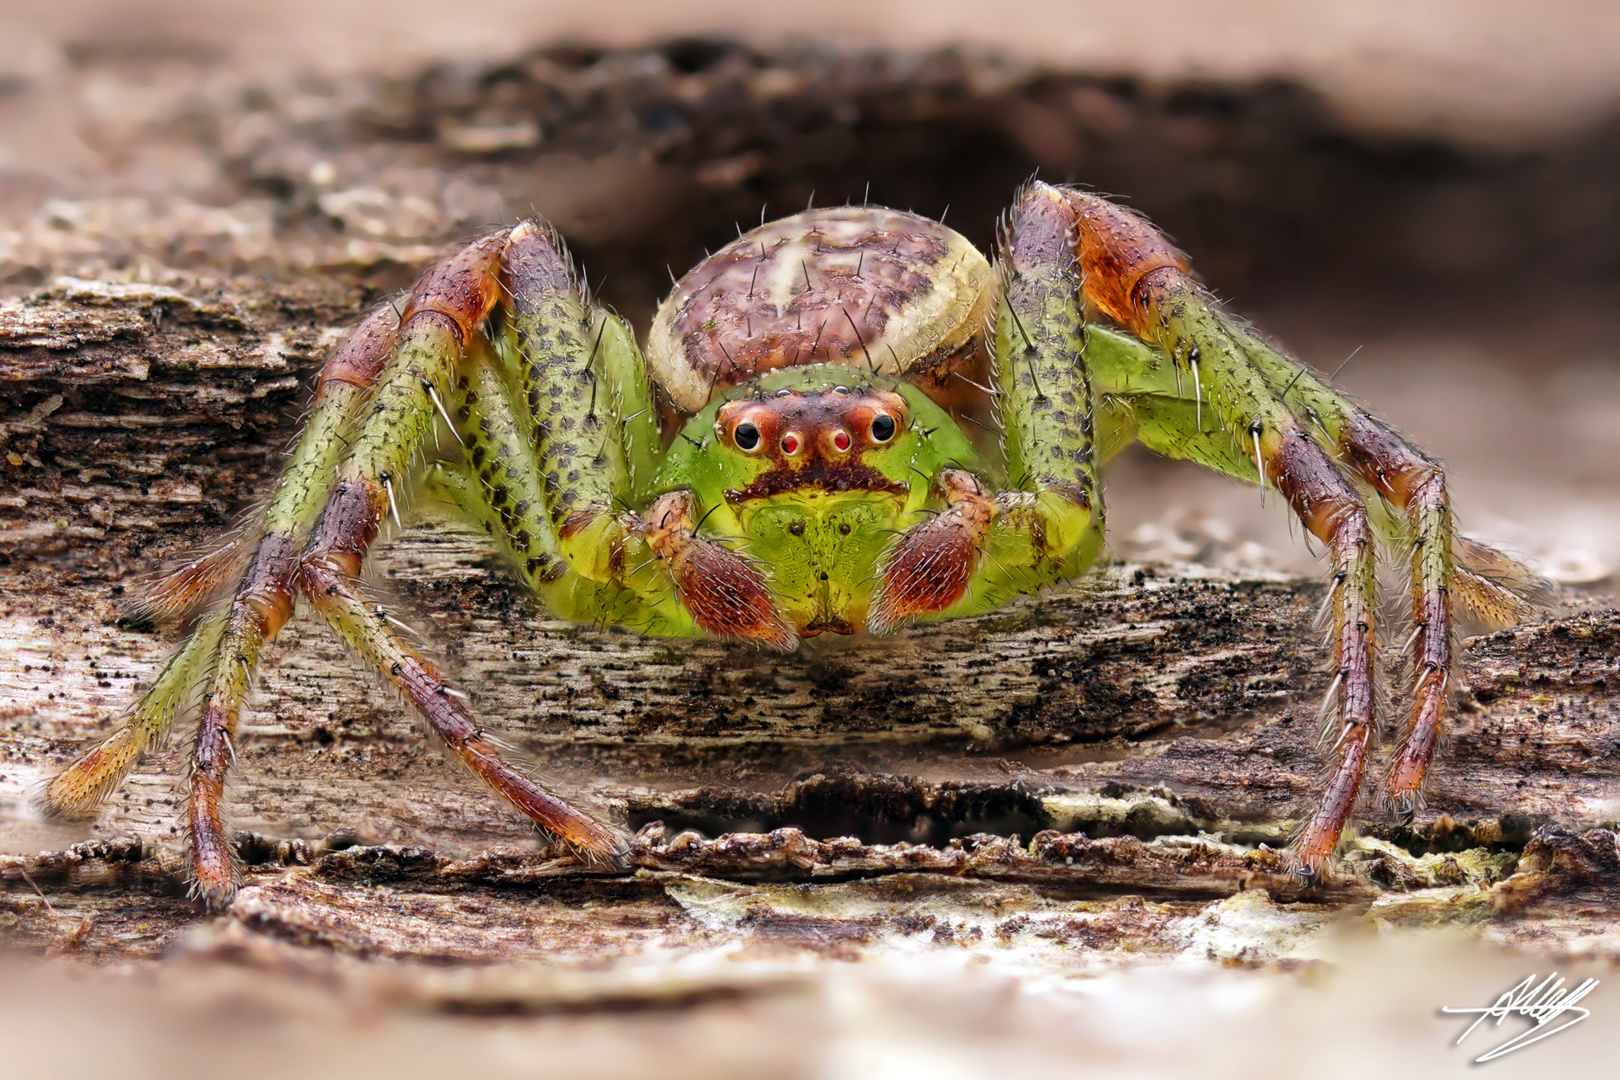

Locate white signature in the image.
[1442,973,1599,1063]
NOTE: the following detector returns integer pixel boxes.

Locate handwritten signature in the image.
[1442,973,1599,1062]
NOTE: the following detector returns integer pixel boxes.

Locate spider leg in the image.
[187,233,510,905]
[296,550,630,872]
[1311,407,1542,816]
[1117,405,1381,880]
[44,228,639,906]
[283,232,630,895]
[1064,182,1547,879]
[500,222,661,588]
[425,340,690,637]
[869,183,1107,627]
[155,237,503,906]
[495,222,794,648]
[37,305,397,896]
[1041,183,1390,880]
[1129,289,1547,824]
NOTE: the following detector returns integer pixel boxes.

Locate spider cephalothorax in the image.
[42,182,1543,908]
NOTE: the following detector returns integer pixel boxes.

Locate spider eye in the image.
[734,422,761,451]
[870,413,897,442]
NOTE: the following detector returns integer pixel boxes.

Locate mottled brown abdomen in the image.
[647,207,993,412]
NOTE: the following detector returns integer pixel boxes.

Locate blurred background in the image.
[2,3,1617,1077]
[3,0,1618,581]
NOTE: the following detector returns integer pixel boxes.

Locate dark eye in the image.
[734,422,761,451]
[870,413,896,442]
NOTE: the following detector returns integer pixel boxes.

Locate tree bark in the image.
[2,272,1617,972]
[0,39,1616,1058]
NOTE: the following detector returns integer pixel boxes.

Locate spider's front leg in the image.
[1036,182,1543,878]
[868,184,1109,630]
[42,228,631,907]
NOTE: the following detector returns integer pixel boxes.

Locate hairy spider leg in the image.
[37,305,398,870]
[1344,415,1458,815]
[1038,183,1382,880]
[433,223,672,626]
[194,245,512,905]
[498,222,792,648]
[501,222,661,587]
[1054,184,1538,877]
[1230,352,1545,816]
[284,231,630,910]
[868,182,1105,629]
[426,337,691,637]
[1146,295,1536,834]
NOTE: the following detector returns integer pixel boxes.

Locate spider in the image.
[39,182,1542,908]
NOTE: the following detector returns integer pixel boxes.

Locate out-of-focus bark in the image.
[0,40,1616,1050]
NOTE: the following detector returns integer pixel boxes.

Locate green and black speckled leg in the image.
[1049,183,1543,877]
[40,302,400,906]
[869,184,1105,630]
[428,335,690,639]
[494,223,799,649]
[500,222,662,587]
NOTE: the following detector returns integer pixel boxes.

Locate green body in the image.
[437,295,1243,644]
[51,185,1545,900]
[650,368,981,634]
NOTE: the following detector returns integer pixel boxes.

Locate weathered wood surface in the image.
[0,38,1617,1075]
[1,273,1617,972]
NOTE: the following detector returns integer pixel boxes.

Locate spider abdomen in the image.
[646,207,993,412]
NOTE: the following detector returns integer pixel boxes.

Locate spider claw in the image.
[575,832,634,871]
[1285,855,1323,889]
[1380,788,1419,823]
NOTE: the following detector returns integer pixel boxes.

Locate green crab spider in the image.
[41,182,1543,908]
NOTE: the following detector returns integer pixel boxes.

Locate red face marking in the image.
[715,387,912,500]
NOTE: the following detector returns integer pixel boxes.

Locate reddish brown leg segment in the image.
[1060,190,1190,340]
[645,490,798,651]
[185,533,303,905]
[1340,412,1454,816]
[869,470,995,631]
[1270,429,1379,877]
[297,553,629,865]
[187,667,251,904]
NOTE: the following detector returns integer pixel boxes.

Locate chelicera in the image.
[41,183,1543,908]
